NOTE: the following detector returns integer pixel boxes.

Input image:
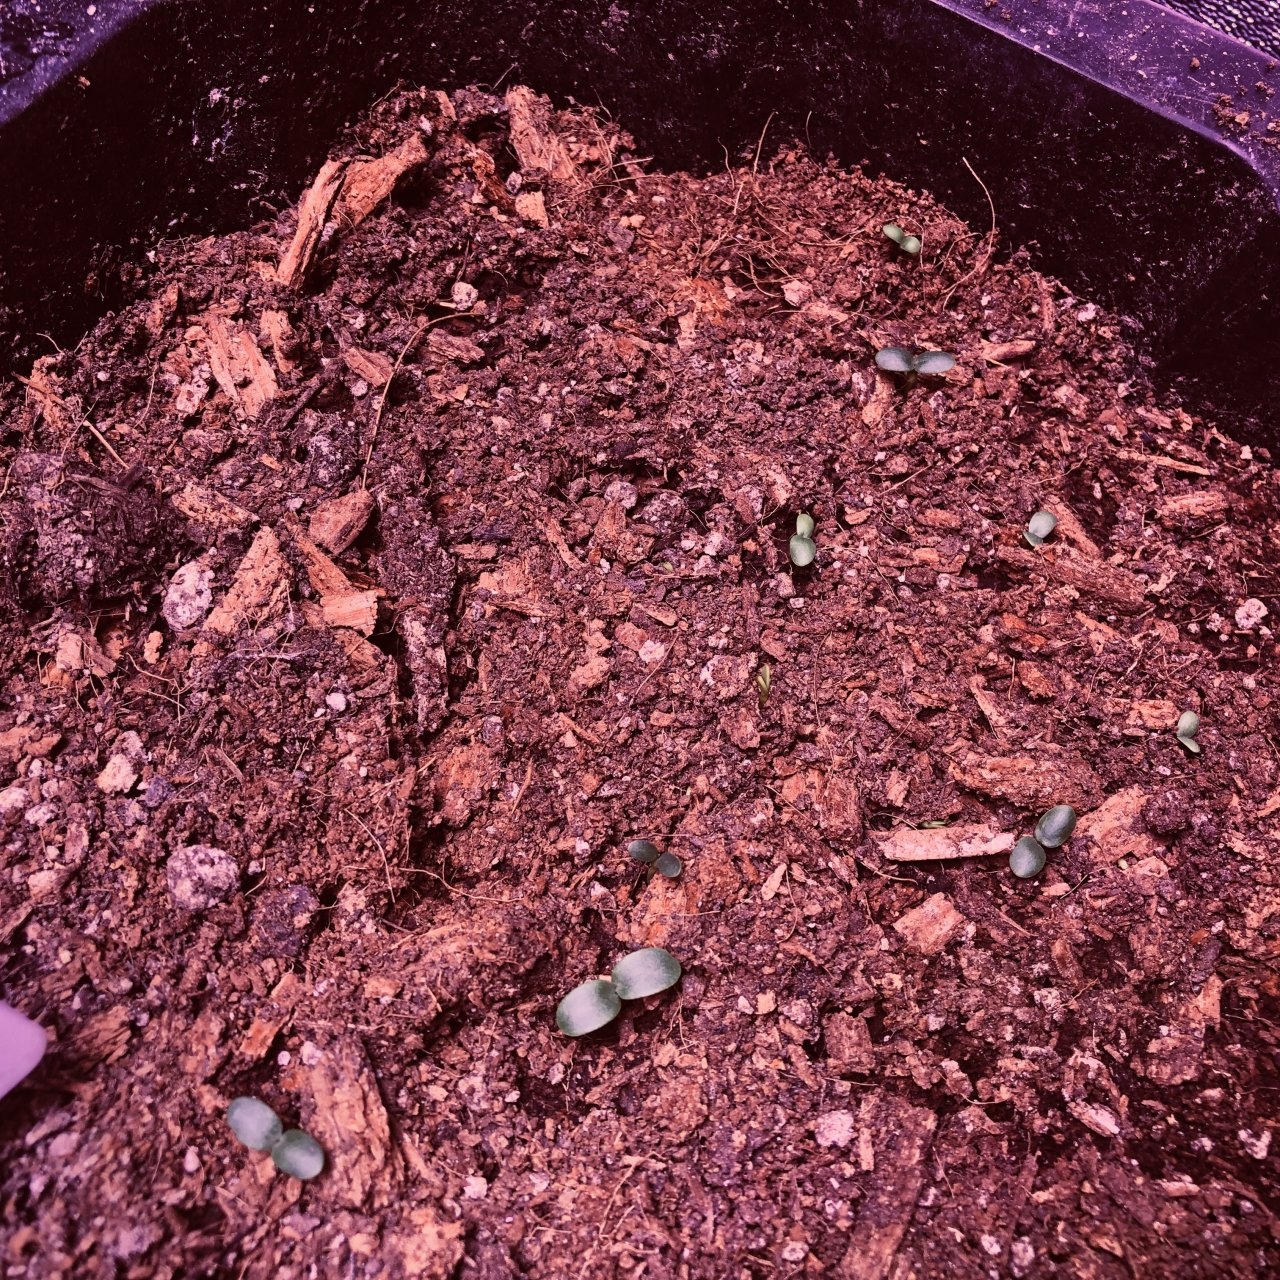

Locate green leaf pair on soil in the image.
[1006,804,1077,879]
[789,512,816,568]
[883,223,922,255]
[628,839,682,878]
[555,948,683,1036]
[1176,710,1201,754]
[1023,509,1058,548]
[226,1098,325,1180]
[875,346,956,381]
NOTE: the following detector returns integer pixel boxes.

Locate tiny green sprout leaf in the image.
[795,512,815,539]
[756,663,772,707]
[1009,836,1047,879]
[1176,711,1201,753]
[611,947,683,1000]
[789,534,817,568]
[556,979,622,1037]
[875,346,914,374]
[271,1129,325,1181]
[628,839,661,865]
[901,234,922,255]
[655,852,683,878]
[227,1097,284,1152]
[912,350,956,376]
[1024,510,1058,548]
[920,820,950,829]
[883,223,906,246]
[1034,804,1078,849]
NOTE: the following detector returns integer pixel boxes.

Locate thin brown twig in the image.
[361,312,462,484]
[940,157,997,309]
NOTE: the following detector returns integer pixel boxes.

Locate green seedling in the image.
[227,1097,283,1152]
[226,1097,325,1181]
[628,839,661,865]
[875,346,956,386]
[1034,804,1077,849]
[883,223,922,255]
[1009,836,1047,879]
[629,838,681,879]
[556,948,683,1036]
[611,947,682,999]
[756,662,772,708]
[654,852,683,878]
[271,1131,326,1181]
[1176,711,1201,754]
[789,513,817,568]
[1024,510,1058,548]
[556,979,623,1037]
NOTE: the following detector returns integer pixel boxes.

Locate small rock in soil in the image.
[162,558,214,631]
[166,845,239,911]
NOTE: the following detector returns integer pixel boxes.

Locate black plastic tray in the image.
[2,0,1278,442]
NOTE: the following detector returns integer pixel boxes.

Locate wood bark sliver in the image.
[172,483,256,533]
[288,519,382,636]
[995,544,1146,612]
[23,357,77,433]
[877,822,1015,863]
[980,337,1037,363]
[309,489,377,554]
[836,1094,938,1280]
[1045,496,1103,560]
[203,314,279,419]
[505,85,577,181]
[335,133,429,227]
[277,158,348,288]
[201,527,289,638]
[342,345,394,388]
[260,309,299,374]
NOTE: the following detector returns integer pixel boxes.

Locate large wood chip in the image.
[505,85,577,181]
[321,590,380,635]
[837,1094,937,1279]
[309,489,377,553]
[277,158,348,288]
[289,521,355,596]
[172,483,256,533]
[335,133,429,226]
[1045,497,1103,560]
[949,746,1100,811]
[892,892,967,955]
[1075,786,1160,865]
[260,308,299,373]
[981,338,1037,363]
[426,331,485,365]
[995,545,1146,611]
[877,822,1015,862]
[203,314,279,419]
[305,1037,400,1208]
[514,189,549,226]
[342,345,394,387]
[202,527,289,637]
[24,357,78,432]
[1156,490,1229,523]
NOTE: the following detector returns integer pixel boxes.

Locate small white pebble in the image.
[462,1175,489,1200]
[325,691,348,713]
[182,1147,201,1174]
[300,1041,322,1066]
[277,1050,292,1067]
[781,1241,808,1263]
